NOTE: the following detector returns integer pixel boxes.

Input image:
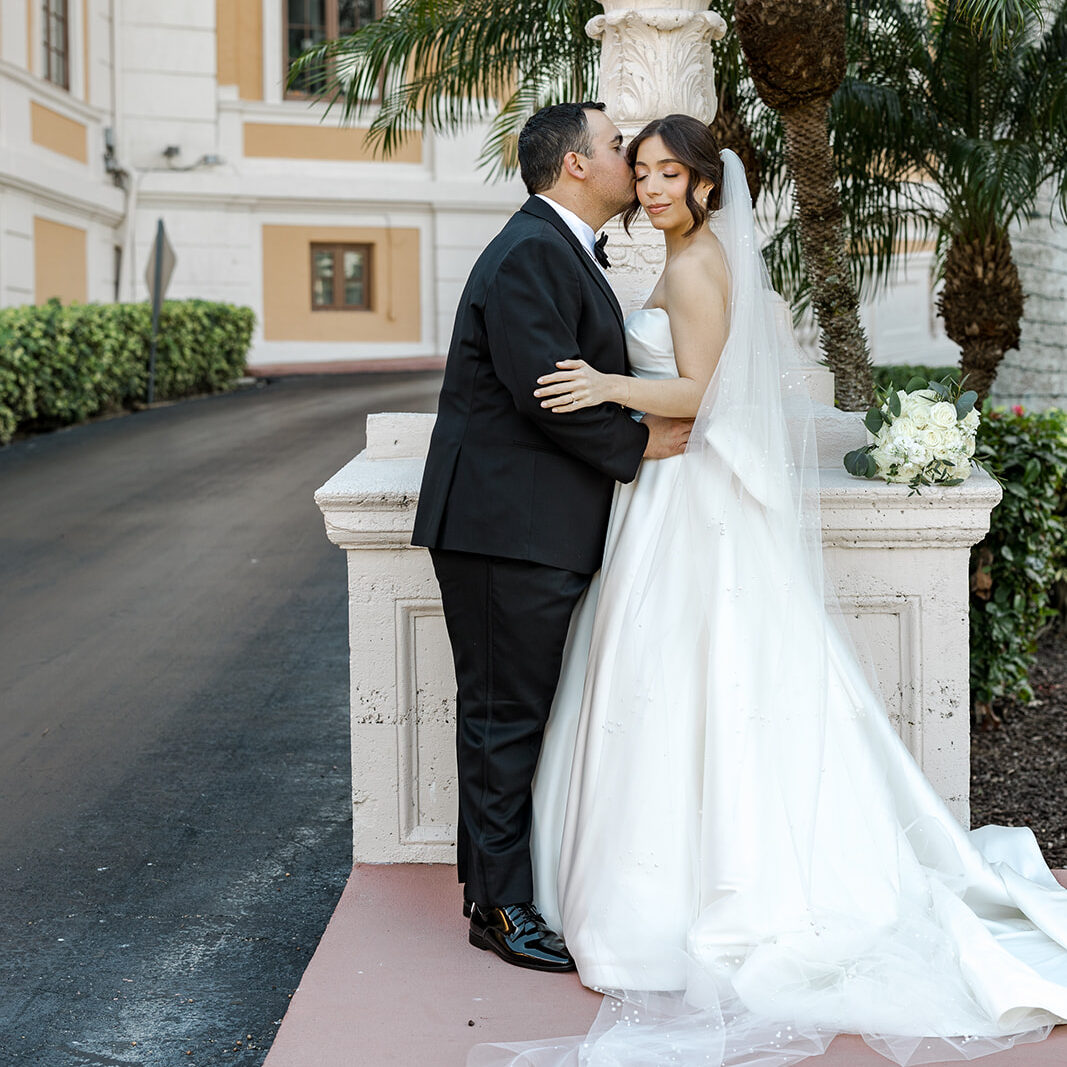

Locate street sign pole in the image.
[147,219,164,405]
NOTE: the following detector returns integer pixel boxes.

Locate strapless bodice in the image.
[624,307,679,380]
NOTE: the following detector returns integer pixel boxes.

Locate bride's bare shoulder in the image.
[663,231,730,309]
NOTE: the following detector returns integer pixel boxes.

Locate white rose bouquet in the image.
[844,375,981,492]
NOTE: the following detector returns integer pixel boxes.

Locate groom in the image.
[412,103,690,971]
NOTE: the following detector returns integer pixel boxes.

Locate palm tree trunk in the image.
[938,231,1024,403]
[710,98,761,206]
[779,98,874,411]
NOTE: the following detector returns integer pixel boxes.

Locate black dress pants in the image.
[430,548,590,907]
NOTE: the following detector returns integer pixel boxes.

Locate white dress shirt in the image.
[535,194,600,265]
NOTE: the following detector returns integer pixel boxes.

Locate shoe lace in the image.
[503,902,544,935]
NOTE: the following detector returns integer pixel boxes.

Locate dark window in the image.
[311,243,372,310]
[42,0,69,90]
[287,0,381,97]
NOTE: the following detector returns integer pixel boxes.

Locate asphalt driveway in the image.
[0,372,441,1066]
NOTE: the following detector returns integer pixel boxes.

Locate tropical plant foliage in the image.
[734,0,875,410]
[287,0,602,179]
[828,0,1067,399]
[289,0,1067,403]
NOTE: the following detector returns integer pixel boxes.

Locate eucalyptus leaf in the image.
[889,391,902,417]
[955,390,978,418]
[864,408,885,434]
[844,447,876,477]
[905,376,928,392]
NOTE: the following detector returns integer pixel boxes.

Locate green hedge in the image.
[970,406,1067,710]
[0,298,255,443]
[872,364,959,393]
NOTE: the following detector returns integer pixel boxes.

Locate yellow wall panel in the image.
[31,101,89,163]
[35,217,88,304]
[243,122,422,163]
[216,0,262,101]
[262,225,421,343]
[26,0,34,72]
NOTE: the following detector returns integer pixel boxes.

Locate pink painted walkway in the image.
[264,864,1067,1067]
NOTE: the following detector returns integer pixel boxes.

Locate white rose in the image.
[921,427,948,451]
[964,437,976,457]
[951,461,972,481]
[902,394,932,428]
[930,401,958,429]
[962,408,980,432]
[888,414,918,440]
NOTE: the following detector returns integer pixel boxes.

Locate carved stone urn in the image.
[587,0,727,133]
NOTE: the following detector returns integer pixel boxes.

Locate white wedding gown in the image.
[471,150,1067,1067]
[504,307,1067,1065]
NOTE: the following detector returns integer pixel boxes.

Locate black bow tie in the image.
[593,231,610,269]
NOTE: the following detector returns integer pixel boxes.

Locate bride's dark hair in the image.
[622,114,724,237]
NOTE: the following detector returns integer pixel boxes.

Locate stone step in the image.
[264,864,1067,1066]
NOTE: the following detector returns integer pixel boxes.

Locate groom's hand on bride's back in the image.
[641,413,693,459]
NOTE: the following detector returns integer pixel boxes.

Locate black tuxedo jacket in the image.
[411,196,649,574]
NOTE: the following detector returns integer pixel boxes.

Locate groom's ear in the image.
[561,151,587,182]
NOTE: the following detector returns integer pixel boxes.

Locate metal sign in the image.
[144,220,176,306]
[145,219,177,404]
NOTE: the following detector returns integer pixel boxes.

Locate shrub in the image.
[871,363,959,393]
[970,406,1067,713]
[0,298,255,443]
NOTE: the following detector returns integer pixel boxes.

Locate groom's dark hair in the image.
[518,103,606,195]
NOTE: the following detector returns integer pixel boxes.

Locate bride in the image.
[474,115,1067,1065]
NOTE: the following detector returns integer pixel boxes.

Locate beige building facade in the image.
[0,0,523,373]
[1,0,960,373]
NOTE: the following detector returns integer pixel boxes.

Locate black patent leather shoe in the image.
[463,899,473,918]
[468,902,576,972]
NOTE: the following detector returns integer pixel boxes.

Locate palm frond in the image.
[286,0,601,165]
[954,0,1044,47]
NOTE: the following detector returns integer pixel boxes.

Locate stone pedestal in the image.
[316,413,1001,863]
